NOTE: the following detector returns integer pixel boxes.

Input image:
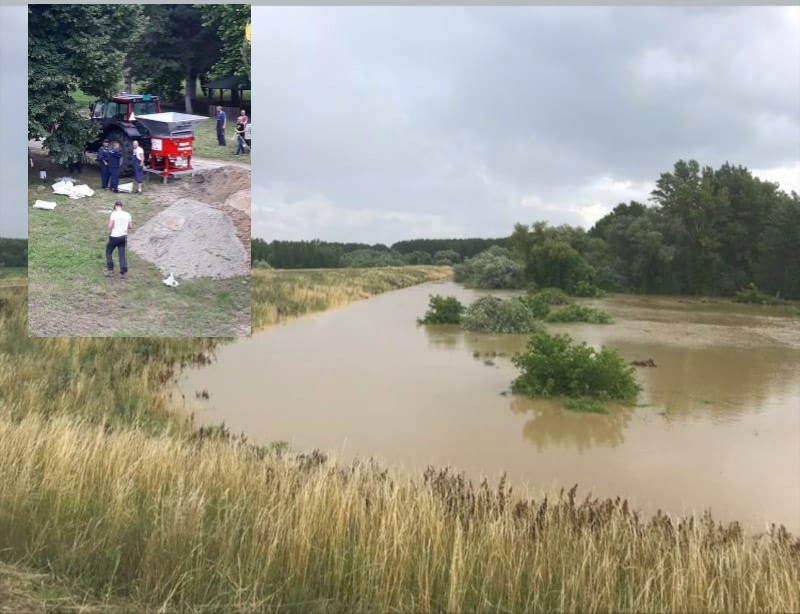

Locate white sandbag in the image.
[162,272,179,287]
[33,200,57,210]
[51,180,94,199]
[117,182,134,193]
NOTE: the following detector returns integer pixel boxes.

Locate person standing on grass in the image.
[98,138,110,190]
[234,120,247,155]
[132,139,144,194]
[29,147,33,169]
[237,108,249,126]
[108,141,123,193]
[215,106,227,146]
[105,201,132,280]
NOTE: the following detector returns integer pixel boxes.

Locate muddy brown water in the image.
[178,281,800,532]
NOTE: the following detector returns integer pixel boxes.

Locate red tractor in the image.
[87,93,161,177]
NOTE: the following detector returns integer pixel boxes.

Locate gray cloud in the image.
[1,6,28,239]
[252,6,799,245]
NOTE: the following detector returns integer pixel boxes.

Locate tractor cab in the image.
[90,94,161,123]
[87,94,162,177]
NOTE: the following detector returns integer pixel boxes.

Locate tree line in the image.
[0,239,28,268]
[254,160,799,299]
[252,238,511,269]
[28,4,250,166]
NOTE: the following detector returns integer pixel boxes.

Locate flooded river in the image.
[179,281,800,532]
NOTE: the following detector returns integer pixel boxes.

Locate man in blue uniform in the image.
[98,138,110,189]
[108,141,123,193]
[215,106,227,146]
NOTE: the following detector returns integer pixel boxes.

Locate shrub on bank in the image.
[512,331,640,404]
[733,283,785,305]
[462,296,542,334]
[417,295,466,325]
[529,287,572,305]
[545,304,613,324]
[571,280,606,298]
[453,247,524,289]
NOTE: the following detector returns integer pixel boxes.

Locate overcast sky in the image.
[1,6,27,239]
[252,6,800,245]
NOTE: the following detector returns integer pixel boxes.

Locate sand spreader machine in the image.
[136,112,208,184]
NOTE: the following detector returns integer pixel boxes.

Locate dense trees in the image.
[127,5,221,113]
[252,160,797,299]
[28,5,143,164]
[28,3,250,154]
[0,239,28,268]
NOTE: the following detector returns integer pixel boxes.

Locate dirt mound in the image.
[152,165,251,266]
[182,166,250,209]
[128,199,248,280]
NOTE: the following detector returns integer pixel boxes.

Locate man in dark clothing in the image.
[215,106,227,146]
[234,121,247,155]
[108,141,123,192]
[98,138,110,189]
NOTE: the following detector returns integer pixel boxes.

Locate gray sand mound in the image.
[128,199,248,280]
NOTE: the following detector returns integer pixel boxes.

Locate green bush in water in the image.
[462,296,542,334]
[733,283,785,305]
[512,332,640,404]
[518,294,552,319]
[417,295,466,325]
[545,304,613,324]
[571,280,606,298]
[528,287,572,305]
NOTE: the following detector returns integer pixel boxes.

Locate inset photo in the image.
[27,4,252,337]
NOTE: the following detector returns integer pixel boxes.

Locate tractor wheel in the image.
[105,128,135,177]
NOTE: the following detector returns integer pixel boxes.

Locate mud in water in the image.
[178,281,800,532]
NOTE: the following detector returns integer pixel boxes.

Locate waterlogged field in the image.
[183,280,800,534]
[1,273,799,613]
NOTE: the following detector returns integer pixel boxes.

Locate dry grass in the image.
[2,273,800,613]
[0,412,798,613]
[251,266,452,330]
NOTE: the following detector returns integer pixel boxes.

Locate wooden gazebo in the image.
[203,75,251,110]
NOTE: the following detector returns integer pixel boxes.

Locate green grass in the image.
[0,268,27,279]
[27,152,250,337]
[188,118,251,164]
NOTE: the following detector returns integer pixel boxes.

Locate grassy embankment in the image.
[26,152,250,336]
[1,271,799,613]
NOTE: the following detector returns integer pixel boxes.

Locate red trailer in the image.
[135,112,208,183]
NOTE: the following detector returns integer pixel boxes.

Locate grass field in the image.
[0,268,26,279]
[1,271,799,613]
[27,152,250,337]
[251,266,453,329]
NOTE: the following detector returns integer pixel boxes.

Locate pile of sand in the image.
[154,165,251,267]
[182,166,250,212]
[128,199,249,280]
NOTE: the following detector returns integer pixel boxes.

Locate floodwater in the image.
[178,281,800,532]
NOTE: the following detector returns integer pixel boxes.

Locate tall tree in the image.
[127,5,221,112]
[28,4,143,164]
[196,5,251,78]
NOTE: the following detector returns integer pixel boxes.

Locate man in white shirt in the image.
[105,201,133,280]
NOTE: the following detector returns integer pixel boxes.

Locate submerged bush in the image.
[417,295,466,325]
[562,397,609,414]
[545,304,613,324]
[733,283,785,305]
[512,332,640,404]
[529,287,572,305]
[518,294,552,319]
[462,296,542,334]
[571,280,606,298]
[454,247,524,289]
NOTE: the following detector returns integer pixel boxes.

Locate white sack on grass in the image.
[117,183,134,193]
[33,200,57,210]
[51,180,95,199]
[162,273,179,287]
